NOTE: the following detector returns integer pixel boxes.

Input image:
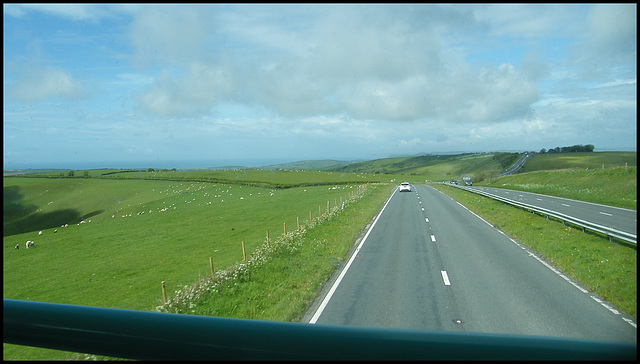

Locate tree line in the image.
[539,144,595,153]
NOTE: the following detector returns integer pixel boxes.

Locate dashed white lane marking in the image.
[591,296,619,315]
[429,186,637,329]
[441,271,451,286]
[430,235,436,242]
[562,203,570,207]
[599,211,613,216]
[622,317,638,328]
[425,218,429,223]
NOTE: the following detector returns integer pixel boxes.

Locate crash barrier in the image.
[450,185,636,245]
[4,299,636,360]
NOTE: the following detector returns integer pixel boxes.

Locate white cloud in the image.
[4,4,116,21]
[6,66,86,102]
[2,4,636,169]
[127,5,546,125]
[474,4,586,39]
[399,138,423,147]
[129,5,213,68]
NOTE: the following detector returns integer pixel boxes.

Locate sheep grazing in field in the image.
[26,241,34,249]
[15,244,19,250]
[38,231,42,236]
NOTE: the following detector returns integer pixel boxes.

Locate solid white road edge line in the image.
[308,187,398,324]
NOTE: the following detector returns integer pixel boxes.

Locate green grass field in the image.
[3,151,636,360]
[521,152,636,173]
[4,177,366,309]
[3,172,379,360]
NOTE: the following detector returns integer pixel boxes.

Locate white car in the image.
[398,182,411,192]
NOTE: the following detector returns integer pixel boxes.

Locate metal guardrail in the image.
[450,185,637,245]
[3,299,636,360]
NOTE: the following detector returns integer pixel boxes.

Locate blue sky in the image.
[3,4,637,170]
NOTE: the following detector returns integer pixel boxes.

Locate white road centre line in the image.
[425,217,429,223]
[430,234,436,242]
[441,271,451,286]
[562,203,570,207]
[599,211,613,216]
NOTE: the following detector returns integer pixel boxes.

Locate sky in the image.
[3,4,637,170]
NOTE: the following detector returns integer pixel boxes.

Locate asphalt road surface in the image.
[306,185,636,344]
[462,185,637,237]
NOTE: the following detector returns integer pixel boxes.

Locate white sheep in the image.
[26,241,34,249]
[38,231,42,236]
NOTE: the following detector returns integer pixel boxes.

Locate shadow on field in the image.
[4,185,104,237]
[3,185,37,223]
[4,209,105,237]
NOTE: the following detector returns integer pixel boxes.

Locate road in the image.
[306,185,636,343]
[497,153,531,176]
[462,185,637,237]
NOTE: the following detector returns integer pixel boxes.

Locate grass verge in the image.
[156,183,393,321]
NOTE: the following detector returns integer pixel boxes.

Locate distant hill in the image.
[259,159,360,171]
[330,153,503,173]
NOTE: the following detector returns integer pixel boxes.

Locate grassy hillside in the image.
[260,159,356,171]
[4,177,366,308]
[3,172,382,360]
[521,152,636,173]
[30,168,397,188]
[331,152,518,181]
[329,151,636,186]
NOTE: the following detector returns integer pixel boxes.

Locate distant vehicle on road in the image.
[398,182,412,192]
[463,177,472,186]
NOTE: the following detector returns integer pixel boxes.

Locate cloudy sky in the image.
[3,4,637,169]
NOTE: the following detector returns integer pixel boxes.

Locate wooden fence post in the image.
[297,216,300,230]
[266,230,270,247]
[283,222,286,235]
[209,257,215,278]
[161,281,167,304]
[309,211,312,225]
[242,241,246,261]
